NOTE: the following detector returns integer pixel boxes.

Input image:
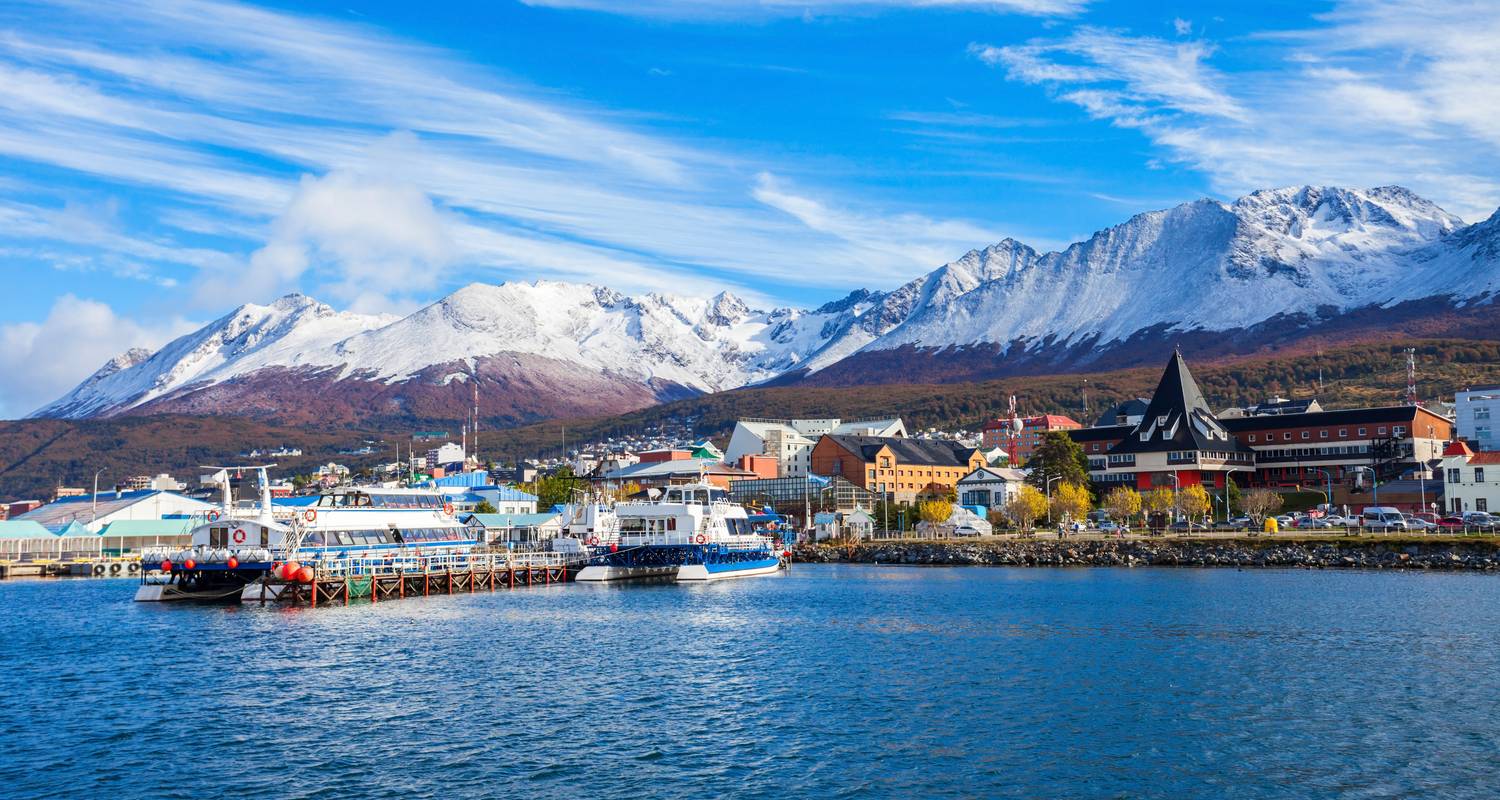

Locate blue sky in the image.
[1,0,1498,416]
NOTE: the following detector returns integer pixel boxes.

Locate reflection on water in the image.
[2,565,1498,798]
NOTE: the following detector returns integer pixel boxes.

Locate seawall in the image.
[792,538,1500,571]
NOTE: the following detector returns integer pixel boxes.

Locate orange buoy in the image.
[183,558,197,570]
[296,566,315,584]
[609,543,618,553]
[160,559,173,572]
[226,556,239,569]
[281,560,301,580]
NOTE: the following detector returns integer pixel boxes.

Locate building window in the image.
[1476,407,1492,420]
[1377,427,1387,435]
[1248,434,1256,442]
[1301,431,1310,439]
[1319,430,1329,439]
[880,457,891,469]
[1393,426,1406,435]
[1478,426,1492,440]
[1448,468,1461,484]
[1338,428,1348,438]
[1358,427,1367,436]
[1480,498,1490,513]
[1477,468,1486,484]
[1283,432,1292,441]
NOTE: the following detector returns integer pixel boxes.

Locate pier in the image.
[241,550,576,607]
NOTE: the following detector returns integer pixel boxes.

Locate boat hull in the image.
[676,557,783,582]
[576,564,679,582]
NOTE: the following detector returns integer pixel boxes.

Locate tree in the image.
[1243,488,1284,523]
[1104,486,1142,523]
[1225,479,1243,517]
[522,466,576,510]
[1004,485,1049,531]
[472,500,497,514]
[1142,487,1175,527]
[1176,484,1211,522]
[916,499,953,525]
[1025,431,1090,493]
[1050,481,1091,523]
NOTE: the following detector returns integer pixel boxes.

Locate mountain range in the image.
[33,185,1500,425]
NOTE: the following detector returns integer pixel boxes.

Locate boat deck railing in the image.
[304,549,568,579]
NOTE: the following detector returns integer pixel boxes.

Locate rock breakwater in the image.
[792,538,1500,570]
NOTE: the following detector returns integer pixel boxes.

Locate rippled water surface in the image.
[3,565,1500,799]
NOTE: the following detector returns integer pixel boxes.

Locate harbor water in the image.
[3,565,1499,798]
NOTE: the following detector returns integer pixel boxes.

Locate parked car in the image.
[1437,516,1468,530]
[1361,506,1409,531]
[1295,517,1335,529]
[1462,512,1498,531]
[1169,520,1209,533]
[1402,514,1437,531]
[1098,520,1122,534]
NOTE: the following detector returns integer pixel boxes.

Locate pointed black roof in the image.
[1108,351,1252,456]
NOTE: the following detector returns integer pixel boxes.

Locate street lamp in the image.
[1167,472,1180,525]
[1352,466,1379,507]
[90,468,106,526]
[1307,468,1333,511]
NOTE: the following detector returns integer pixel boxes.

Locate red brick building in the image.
[980,414,1081,463]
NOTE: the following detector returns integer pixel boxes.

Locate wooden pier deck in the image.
[249,551,576,607]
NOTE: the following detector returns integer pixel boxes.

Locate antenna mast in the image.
[1405,348,1418,406]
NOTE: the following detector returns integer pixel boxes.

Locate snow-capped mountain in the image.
[35,185,1500,423]
[33,281,883,422]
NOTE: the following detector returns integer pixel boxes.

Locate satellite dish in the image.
[1011,417,1024,433]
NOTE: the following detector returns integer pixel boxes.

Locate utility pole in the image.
[1405,348,1418,406]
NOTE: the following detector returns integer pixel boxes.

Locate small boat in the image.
[135,467,477,602]
[576,483,785,583]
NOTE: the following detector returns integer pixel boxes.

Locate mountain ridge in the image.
[32,184,1500,425]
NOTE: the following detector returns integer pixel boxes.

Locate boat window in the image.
[302,532,324,546]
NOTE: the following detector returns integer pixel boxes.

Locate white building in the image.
[427,442,466,469]
[1439,440,1500,514]
[1455,387,1500,452]
[723,417,906,478]
[14,490,215,534]
[956,466,1028,511]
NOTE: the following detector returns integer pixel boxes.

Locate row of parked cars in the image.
[1081,507,1500,535]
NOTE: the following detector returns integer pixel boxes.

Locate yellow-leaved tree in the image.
[1104,486,1142,524]
[1176,484,1212,522]
[1004,485,1048,530]
[1050,481,1091,523]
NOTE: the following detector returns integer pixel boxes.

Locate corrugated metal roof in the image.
[0,520,56,539]
[98,518,196,537]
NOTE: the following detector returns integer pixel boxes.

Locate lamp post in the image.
[1308,468,1333,511]
[90,468,105,526]
[1167,472,1180,525]
[1353,465,1379,507]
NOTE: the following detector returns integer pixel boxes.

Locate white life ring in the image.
[232,528,247,544]
[207,510,221,522]
[443,503,455,516]
[695,533,707,544]
[303,509,317,523]
[587,536,600,546]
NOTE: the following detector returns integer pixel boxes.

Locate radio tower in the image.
[1405,348,1418,406]
[472,382,481,461]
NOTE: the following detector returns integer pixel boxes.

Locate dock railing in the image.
[307,549,568,580]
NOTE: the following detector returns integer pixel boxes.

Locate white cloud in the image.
[231,168,454,313]
[0,295,197,417]
[972,1,1500,219]
[521,0,1091,20]
[1172,17,1192,36]
[752,172,1002,283]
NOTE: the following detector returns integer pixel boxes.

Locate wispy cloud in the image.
[971,0,1500,219]
[0,0,1008,317]
[521,0,1090,21]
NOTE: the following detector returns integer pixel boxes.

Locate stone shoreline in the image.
[791,538,1500,571]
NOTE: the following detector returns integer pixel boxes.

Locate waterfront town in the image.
[4,352,1500,577]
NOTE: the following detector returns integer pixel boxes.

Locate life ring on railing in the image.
[303,509,317,523]
[695,534,707,544]
[232,528,247,544]
[207,510,221,522]
[587,536,600,546]
[443,503,455,516]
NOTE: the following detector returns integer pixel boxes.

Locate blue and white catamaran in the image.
[576,483,786,583]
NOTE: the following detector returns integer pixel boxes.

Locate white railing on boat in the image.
[301,549,567,580]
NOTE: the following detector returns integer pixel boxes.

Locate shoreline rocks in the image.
[791,539,1500,571]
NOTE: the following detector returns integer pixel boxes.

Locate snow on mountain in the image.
[33,295,396,418]
[32,282,880,419]
[33,184,1500,421]
[848,185,1477,357]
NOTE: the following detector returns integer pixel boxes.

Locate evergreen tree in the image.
[1025,431,1090,492]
